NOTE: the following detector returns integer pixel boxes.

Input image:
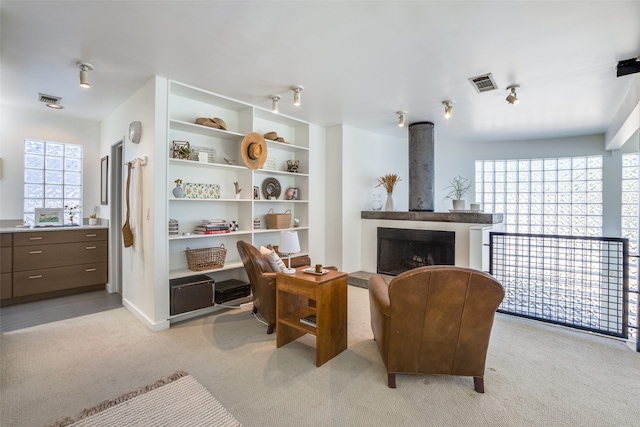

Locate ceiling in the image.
[1,1,639,142]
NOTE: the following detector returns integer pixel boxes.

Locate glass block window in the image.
[24,139,83,225]
[621,152,639,339]
[475,156,603,237]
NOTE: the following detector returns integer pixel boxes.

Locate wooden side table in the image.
[276,267,348,366]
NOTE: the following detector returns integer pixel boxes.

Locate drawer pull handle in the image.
[29,250,43,254]
[86,234,97,237]
[29,237,43,240]
[86,246,97,250]
[85,268,97,272]
[29,275,43,279]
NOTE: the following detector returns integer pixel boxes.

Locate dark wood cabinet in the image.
[1,228,108,305]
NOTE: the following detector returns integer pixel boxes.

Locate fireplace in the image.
[377,227,455,276]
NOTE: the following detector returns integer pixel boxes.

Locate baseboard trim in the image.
[122,298,170,332]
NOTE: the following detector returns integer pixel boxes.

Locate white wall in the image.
[307,123,328,265]
[325,124,407,273]
[0,106,101,220]
[101,76,169,331]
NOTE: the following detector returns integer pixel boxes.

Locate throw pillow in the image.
[259,245,285,272]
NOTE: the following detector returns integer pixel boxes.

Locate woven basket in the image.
[266,209,292,229]
[185,244,227,271]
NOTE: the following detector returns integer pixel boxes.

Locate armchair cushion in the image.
[259,245,286,272]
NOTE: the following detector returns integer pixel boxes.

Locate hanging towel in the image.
[130,158,144,255]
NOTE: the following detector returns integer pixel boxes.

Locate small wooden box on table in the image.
[276,267,348,367]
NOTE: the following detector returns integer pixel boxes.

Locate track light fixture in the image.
[506,85,520,105]
[291,86,303,106]
[270,95,280,114]
[443,101,453,119]
[77,62,94,88]
[397,111,407,127]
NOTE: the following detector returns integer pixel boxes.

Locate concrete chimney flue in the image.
[408,122,435,212]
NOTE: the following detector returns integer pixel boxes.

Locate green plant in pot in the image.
[444,175,471,211]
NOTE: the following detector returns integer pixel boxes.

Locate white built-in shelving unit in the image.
[167,81,311,285]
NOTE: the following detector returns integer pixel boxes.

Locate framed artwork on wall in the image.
[101,156,108,205]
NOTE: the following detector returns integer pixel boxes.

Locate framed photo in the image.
[253,186,260,200]
[100,156,108,205]
[285,187,299,200]
[34,208,63,227]
[263,157,277,171]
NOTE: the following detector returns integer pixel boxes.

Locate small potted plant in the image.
[443,175,471,211]
[89,213,98,226]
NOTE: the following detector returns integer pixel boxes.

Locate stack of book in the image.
[193,219,230,235]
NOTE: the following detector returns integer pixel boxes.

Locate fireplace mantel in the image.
[361,211,503,224]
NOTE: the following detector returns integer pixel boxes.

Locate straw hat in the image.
[264,131,287,143]
[212,117,227,130]
[195,117,227,130]
[241,132,267,169]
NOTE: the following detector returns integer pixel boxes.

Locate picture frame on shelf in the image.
[263,157,277,171]
[34,208,64,227]
[253,186,260,200]
[285,187,299,200]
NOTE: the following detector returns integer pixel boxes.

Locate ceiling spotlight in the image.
[77,62,94,88]
[291,86,303,106]
[443,101,453,119]
[270,95,281,114]
[397,111,407,127]
[506,85,520,105]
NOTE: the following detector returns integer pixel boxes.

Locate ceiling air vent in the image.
[468,73,498,93]
[38,93,61,105]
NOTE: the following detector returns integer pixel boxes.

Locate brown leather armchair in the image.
[368,265,504,392]
[236,240,311,334]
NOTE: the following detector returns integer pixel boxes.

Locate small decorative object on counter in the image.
[286,159,299,173]
[89,213,98,226]
[65,204,79,226]
[173,179,185,198]
[230,221,238,231]
[169,219,179,236]
[253,218,261,229]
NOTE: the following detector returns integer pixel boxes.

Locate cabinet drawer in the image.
[13,262,108,296]
[0,272,11,299]
[13,241,108,271]
[13,229,107,246]
[1,247,11,273]
[0,233,11,247]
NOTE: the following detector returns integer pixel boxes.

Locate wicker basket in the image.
[266,209,292,229]
[185,244,227,271]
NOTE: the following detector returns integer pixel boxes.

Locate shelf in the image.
[264,139,309,153]
[169,197,253,202]
[169,260,244,280]
[169,230,253,241]
[254,199,308,203]
[253,227,308,234]
[278,309,317,336]
[169,158,246,170]
[170,119,244,141]
[256,169,309,177]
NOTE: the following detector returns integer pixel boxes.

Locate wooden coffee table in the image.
[276,267,348,366]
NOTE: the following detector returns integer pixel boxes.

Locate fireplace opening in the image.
[377,228,455,276]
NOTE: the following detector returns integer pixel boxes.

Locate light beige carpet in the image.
[47,371,241,427]
[1,286,639,427]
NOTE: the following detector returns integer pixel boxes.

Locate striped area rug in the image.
[47,371,242,427]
